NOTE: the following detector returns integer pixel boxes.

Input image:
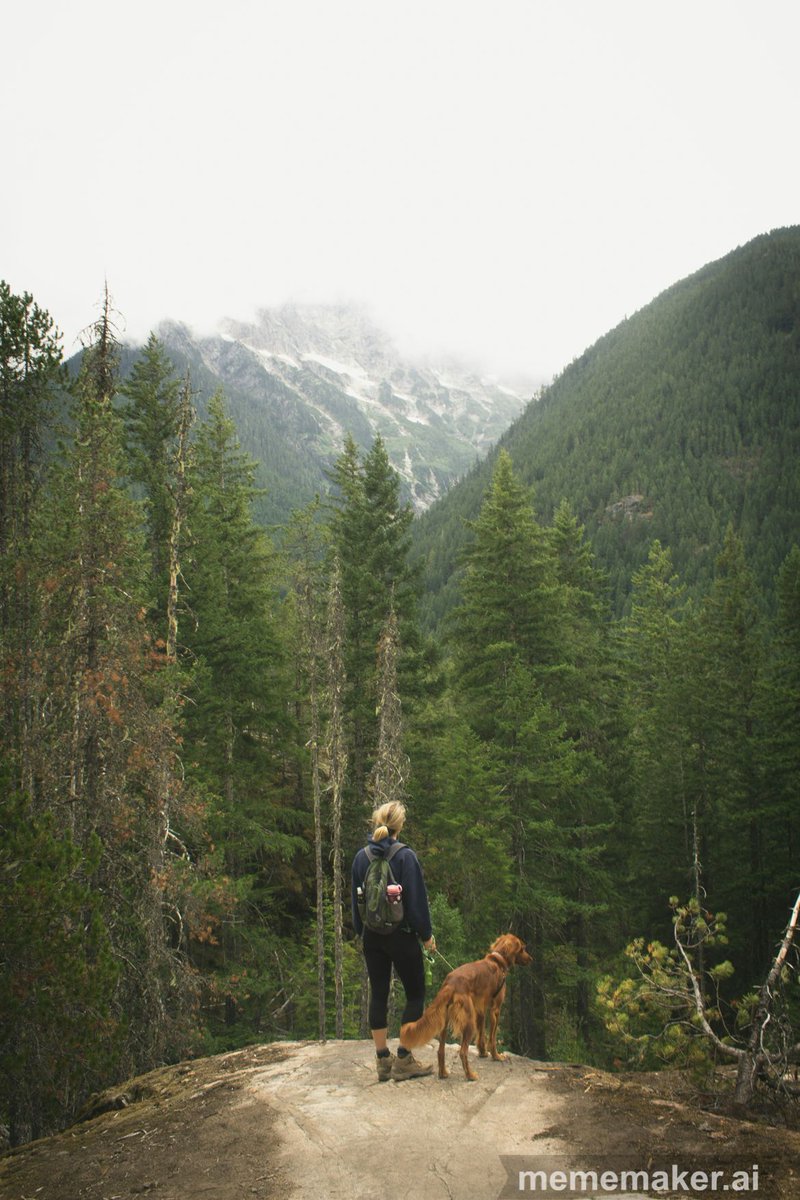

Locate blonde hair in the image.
[371,801,406,842]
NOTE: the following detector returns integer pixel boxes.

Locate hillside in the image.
[145,304,533,525]
[2,1041,796,1200]
[413,227,800,621]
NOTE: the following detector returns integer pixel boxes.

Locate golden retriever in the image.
[400,933,532,1081]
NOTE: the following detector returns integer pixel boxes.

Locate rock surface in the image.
[247,1039,569,1199]
[1,1040,797,1199]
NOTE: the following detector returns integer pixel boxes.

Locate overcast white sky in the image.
[2,1,798,379]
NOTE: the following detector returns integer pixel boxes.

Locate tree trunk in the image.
[326,558,348,1039]
[290,506,328,1041]
[734,888,800,1106]
[733,1050,761,1108]
[530,915,547,1059]
[575,909,590,1038]
[166,373,193,661]
[306,644,326,1042]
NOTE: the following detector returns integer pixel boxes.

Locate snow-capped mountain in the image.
[155,304,535,518]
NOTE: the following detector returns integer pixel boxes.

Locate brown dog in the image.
[400,934,532,1081]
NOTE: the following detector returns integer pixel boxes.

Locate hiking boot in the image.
[376,1052,395,1082]
[391,1051,433,1081]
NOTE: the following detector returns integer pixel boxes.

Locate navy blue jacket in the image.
[351,836,433,941]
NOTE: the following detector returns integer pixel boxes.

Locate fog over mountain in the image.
[154,303,537,518]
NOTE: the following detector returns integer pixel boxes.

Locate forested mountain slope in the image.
[414,226,800,621]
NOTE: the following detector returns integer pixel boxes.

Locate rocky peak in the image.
[158,304,537,513]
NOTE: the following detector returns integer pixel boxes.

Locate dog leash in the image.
[429,946,507,999]
[432,947,458,972]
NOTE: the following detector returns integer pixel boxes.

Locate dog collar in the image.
[488,951,508,971]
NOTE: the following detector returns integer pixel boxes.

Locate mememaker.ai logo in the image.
[499,1155,761,1198]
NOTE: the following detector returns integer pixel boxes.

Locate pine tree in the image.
[496,664,587,1057]
[0,770,118,1145]
[450,452,606,1056]
[548,500,616,1036]
[0,281,63,580]
[26,291,193,1095]
[0,282,64,786]
[452,450,559,737]
[618,541,692,928]
[119,333,182,600]
[680,527,766,974]
[287,499,329,1041]
[409,702,512,949]
[549,499,609,720]
[184,392,287,809]
[328,434,419,805]
[182,391,302,1030]
[753,546,800,962]
[360,437,417,640]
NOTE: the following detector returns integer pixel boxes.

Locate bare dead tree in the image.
[165,371,195,662]
[617,891,800,1108]
[160,370,196,944]
[68,286,121,824]
[308,661,326,1043]
[731,888,800,1106]
[290,504,327,1041]
[325,556,348,1038]
[366,605,410,1035]
[367,605,410,809]
[305,614,327,1043]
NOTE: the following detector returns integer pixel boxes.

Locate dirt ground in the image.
[1,1040,798,1200]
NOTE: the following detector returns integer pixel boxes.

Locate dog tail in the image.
[400,983,455,1048]
[447,992,476,1041]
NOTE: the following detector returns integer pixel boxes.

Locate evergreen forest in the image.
[414,226,800,622]
[1,234,799,1145]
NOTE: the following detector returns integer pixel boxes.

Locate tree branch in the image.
[672,922,743,1061]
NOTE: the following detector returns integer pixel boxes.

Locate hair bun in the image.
[370,801,406,841]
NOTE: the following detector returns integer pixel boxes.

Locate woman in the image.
[351,800,437,1081]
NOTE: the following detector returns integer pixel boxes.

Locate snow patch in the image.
[303,353,370,381]
[244,344,301,370]
[391,390,432,426]
[345,387,379,407]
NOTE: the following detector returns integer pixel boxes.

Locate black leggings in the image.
[363,927,426,1029]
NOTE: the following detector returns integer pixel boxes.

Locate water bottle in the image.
[423,947,434,990]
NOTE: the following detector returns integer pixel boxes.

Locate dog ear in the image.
[490,933,516,962]
[507,935,527,962]
[494,933,531,964]
[513,938,533,964]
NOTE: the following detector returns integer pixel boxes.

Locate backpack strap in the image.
[364,841,406,863]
